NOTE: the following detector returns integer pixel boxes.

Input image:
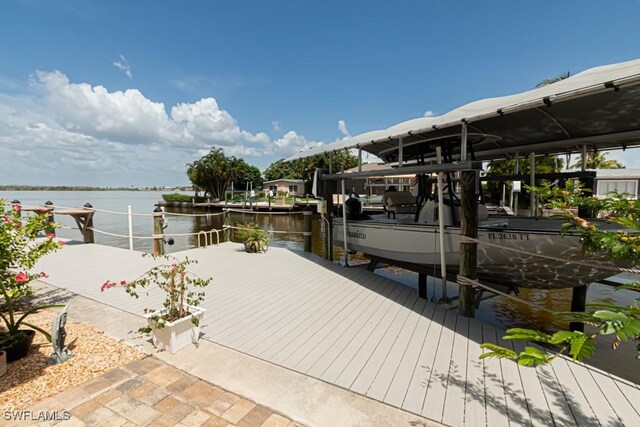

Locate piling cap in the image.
[45,201,53,205]
[84,202,93,208]
[11,199,20,204]
[154,206,163,213]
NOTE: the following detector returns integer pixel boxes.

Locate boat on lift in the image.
[288,58,640,290]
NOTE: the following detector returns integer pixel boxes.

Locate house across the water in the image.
[263,179,306,196]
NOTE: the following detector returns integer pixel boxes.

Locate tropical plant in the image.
[101,254,211,331]
[480,184,640,365]
[0,200,64,346]
[536,71,571,88]
[485,155,565,207]
[264,151,358,183]
[571,150,624,170]
[186,148,262,200]
[235,222,270,253]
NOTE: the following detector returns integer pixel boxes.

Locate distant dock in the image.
[34,241,640,426]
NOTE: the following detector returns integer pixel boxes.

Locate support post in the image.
[459,170,478,317]
[570,285,588,332]
[398,137,403,167]
[529,153,536,217]
[341,179,349,267]
[303,208,312,253]
[322,178,334,261]
[436,147,448,301]
[418,273,427,299]
[153,207,165,256]
[513,152,519,213]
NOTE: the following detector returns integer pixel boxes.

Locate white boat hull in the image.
[333,219,625,289]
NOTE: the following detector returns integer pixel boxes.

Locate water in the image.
[2,190,638,383]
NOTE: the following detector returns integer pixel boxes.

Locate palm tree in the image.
[571,151,624,170]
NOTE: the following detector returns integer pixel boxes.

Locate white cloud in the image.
[272,121,280,132]
[338,119,350,137]
[424,110,436,117]
[113,54,132,79]
[0,70,329,186]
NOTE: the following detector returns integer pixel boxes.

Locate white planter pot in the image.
[144,306,206,355]
[0,350,6,378]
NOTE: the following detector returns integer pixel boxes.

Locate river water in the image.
[2,190,638,383]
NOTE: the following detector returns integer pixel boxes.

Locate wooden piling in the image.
[570,285,587,332]
[44,201,55,235]
[459,170,478,317]
[153,207,165,256]
[303,209,312,253]
[418,273,427,299]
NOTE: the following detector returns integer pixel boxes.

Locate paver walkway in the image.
[13,357,296,427]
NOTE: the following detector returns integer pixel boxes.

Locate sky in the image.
[1,0,640,187]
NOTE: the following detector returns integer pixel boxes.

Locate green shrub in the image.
[162,194,207,203]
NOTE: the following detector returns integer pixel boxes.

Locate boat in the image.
[332,202,627,289]
[288,58,640,290]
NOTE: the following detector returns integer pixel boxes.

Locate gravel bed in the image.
[0,308,145,412]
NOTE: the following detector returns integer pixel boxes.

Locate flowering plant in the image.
[101,254,211,332]
[0,199,64,345]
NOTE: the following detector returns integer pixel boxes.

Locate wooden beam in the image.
[459,170,478,317]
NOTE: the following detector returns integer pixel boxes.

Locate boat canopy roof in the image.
[286,58,640,164]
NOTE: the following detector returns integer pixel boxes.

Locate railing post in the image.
[83,203,95,244]
[303,208,312,253]
[11,199,21,218]
[44,201,55,235]
[127,205,134,250]
[153,207,165,256]
[223,209,230,242]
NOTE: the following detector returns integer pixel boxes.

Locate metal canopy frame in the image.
[320,161,483,181]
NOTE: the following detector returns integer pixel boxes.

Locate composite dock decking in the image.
[34,242,640,427]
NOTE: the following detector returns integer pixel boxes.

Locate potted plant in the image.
[1,200,64,362]
[235,222,270,253]
[101,254,211,354]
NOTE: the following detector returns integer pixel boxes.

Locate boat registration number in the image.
[487,232,530,241]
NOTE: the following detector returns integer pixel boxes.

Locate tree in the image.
[571,150,624,170]
[186,148,262,199]
[264,151,359,183]
[536,71,571,88]
[480,183,640,365]
[485,155,564,206]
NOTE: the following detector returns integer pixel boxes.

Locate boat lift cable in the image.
[458,235,640,275]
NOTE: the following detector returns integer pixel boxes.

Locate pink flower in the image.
[46,233,55,239]
[41,272,49,279]
[2,216,8,224]
[58,240,66,246]
[101,280,116,292]
[12,204,20,212]
[15,272,29,283]
[120,280,128,286]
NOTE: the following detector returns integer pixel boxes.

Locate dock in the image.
[33,242,640,426]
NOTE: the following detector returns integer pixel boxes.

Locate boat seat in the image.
[383,191,417,218]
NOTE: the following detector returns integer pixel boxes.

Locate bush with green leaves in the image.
[481,184,640,365]
[1,200,64,346]
[101,254,211,331]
